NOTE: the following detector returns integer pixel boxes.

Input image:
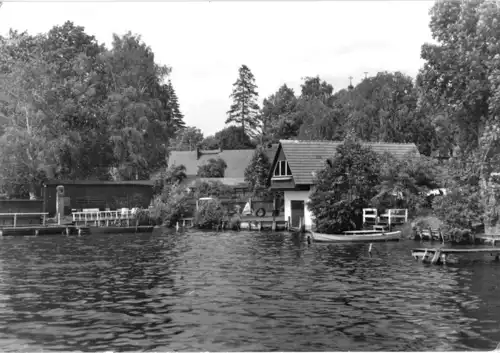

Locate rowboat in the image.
[306,230,402,243]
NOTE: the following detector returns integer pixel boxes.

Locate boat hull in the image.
[308,230,402,243]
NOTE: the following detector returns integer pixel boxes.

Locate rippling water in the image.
[0,230,500,351]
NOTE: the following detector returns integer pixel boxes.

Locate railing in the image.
[362,208,378,224]
[379,209,408,226]
[0,212,49,227]
[72,208,139,223]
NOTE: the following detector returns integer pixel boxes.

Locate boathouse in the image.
[42,180,154,216]
[267,140,420,230]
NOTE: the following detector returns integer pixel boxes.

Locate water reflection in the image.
[0,231,498,351]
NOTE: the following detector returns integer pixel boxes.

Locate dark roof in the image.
[169,146,279,178]
[273,140,420,185]
[43,180,154,186]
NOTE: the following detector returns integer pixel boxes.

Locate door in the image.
[291,200,305,227]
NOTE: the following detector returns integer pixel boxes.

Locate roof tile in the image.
[279,140,420,185]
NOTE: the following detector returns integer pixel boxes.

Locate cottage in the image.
[268,140,420,230]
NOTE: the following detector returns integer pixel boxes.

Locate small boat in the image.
[306,230,402,243]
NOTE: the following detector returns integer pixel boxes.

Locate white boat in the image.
[306,230,402,243]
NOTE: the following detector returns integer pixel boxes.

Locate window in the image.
[273,160,292,177]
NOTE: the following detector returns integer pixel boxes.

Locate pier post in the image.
[258,221,262,231]
[287,216,290,230]
[13,213,17,228]
[272,221,276,231]
[42,214,46,226]
[35,229,39,236]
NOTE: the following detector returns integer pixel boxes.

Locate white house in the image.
[267,140,420,230]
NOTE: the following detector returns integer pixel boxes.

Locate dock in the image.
[174,216,289,231]
[411,247,500,265]
[0,212,89,236]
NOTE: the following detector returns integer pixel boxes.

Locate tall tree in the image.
[226,65,260,137]
[244,146,271,194]
[214,125,255,150]
[261,84,299,142]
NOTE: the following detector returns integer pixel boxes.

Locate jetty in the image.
[0,212,89,236]
[411,247,500,265]
[72,208,154,234]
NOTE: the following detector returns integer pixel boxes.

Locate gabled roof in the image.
[169,145,278,178]
[271,140,420,185]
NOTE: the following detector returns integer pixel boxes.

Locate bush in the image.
[194,197,227,229]
[149,183,190,227]
[432,185,483,233]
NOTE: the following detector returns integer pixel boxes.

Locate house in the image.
[42,180,154,216]
[268,140,421,229]
[168,145,278,181]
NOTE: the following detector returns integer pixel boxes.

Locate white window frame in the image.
[273,160,292,177]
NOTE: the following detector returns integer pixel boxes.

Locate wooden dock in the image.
[411,247,500,265]
[0,225,90,236]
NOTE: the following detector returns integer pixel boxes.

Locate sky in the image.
[0,1,435,136]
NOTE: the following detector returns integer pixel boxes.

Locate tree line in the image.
[0,22,185,198]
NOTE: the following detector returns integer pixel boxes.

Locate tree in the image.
[200,135,220,150]
[244,146,271,194]
[307,140,381,233]
[226,65,261,137]
[214,125,255,150]
[197,157,227,178]
[170,126,204,151]
[417,0,500,233]
[261,84,299,142]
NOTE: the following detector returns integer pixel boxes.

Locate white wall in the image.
[284,189,314,229]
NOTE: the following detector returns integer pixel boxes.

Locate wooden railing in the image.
[0,212,49,227]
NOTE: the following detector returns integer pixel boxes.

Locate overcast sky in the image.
[0,1,435,136]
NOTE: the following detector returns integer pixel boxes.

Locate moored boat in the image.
[306,230,402,243]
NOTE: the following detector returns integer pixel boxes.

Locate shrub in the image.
[432,185,483,232]
[149,183,190,227]
[197,157,227,177]
[194,197,226,229]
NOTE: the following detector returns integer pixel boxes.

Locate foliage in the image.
[214,125,255,150]
[194,197,226,229]
[416,0,500,155]
[170,126,204,151]
[261,84,300,142]
[200,135,219,150]
[192,180,232,199]
[149,183,189,227]
[197,157,227,178]
[226,65,261,137]
[244,146,271,194]
[152,164,187,196]
[0,22,185,196]
[372,152,439,215]
[432,186,483,231]
[307,140,381,233]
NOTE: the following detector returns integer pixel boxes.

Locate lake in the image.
[0,229,499,351]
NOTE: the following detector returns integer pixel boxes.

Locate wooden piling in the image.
[258,221,262,231]
[272,221,276,231]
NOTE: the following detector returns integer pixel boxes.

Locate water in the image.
[0,230,499,351]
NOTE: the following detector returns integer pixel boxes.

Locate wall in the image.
[284,189,314,229]
[44,184,154,216]
[0,200,44,226]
